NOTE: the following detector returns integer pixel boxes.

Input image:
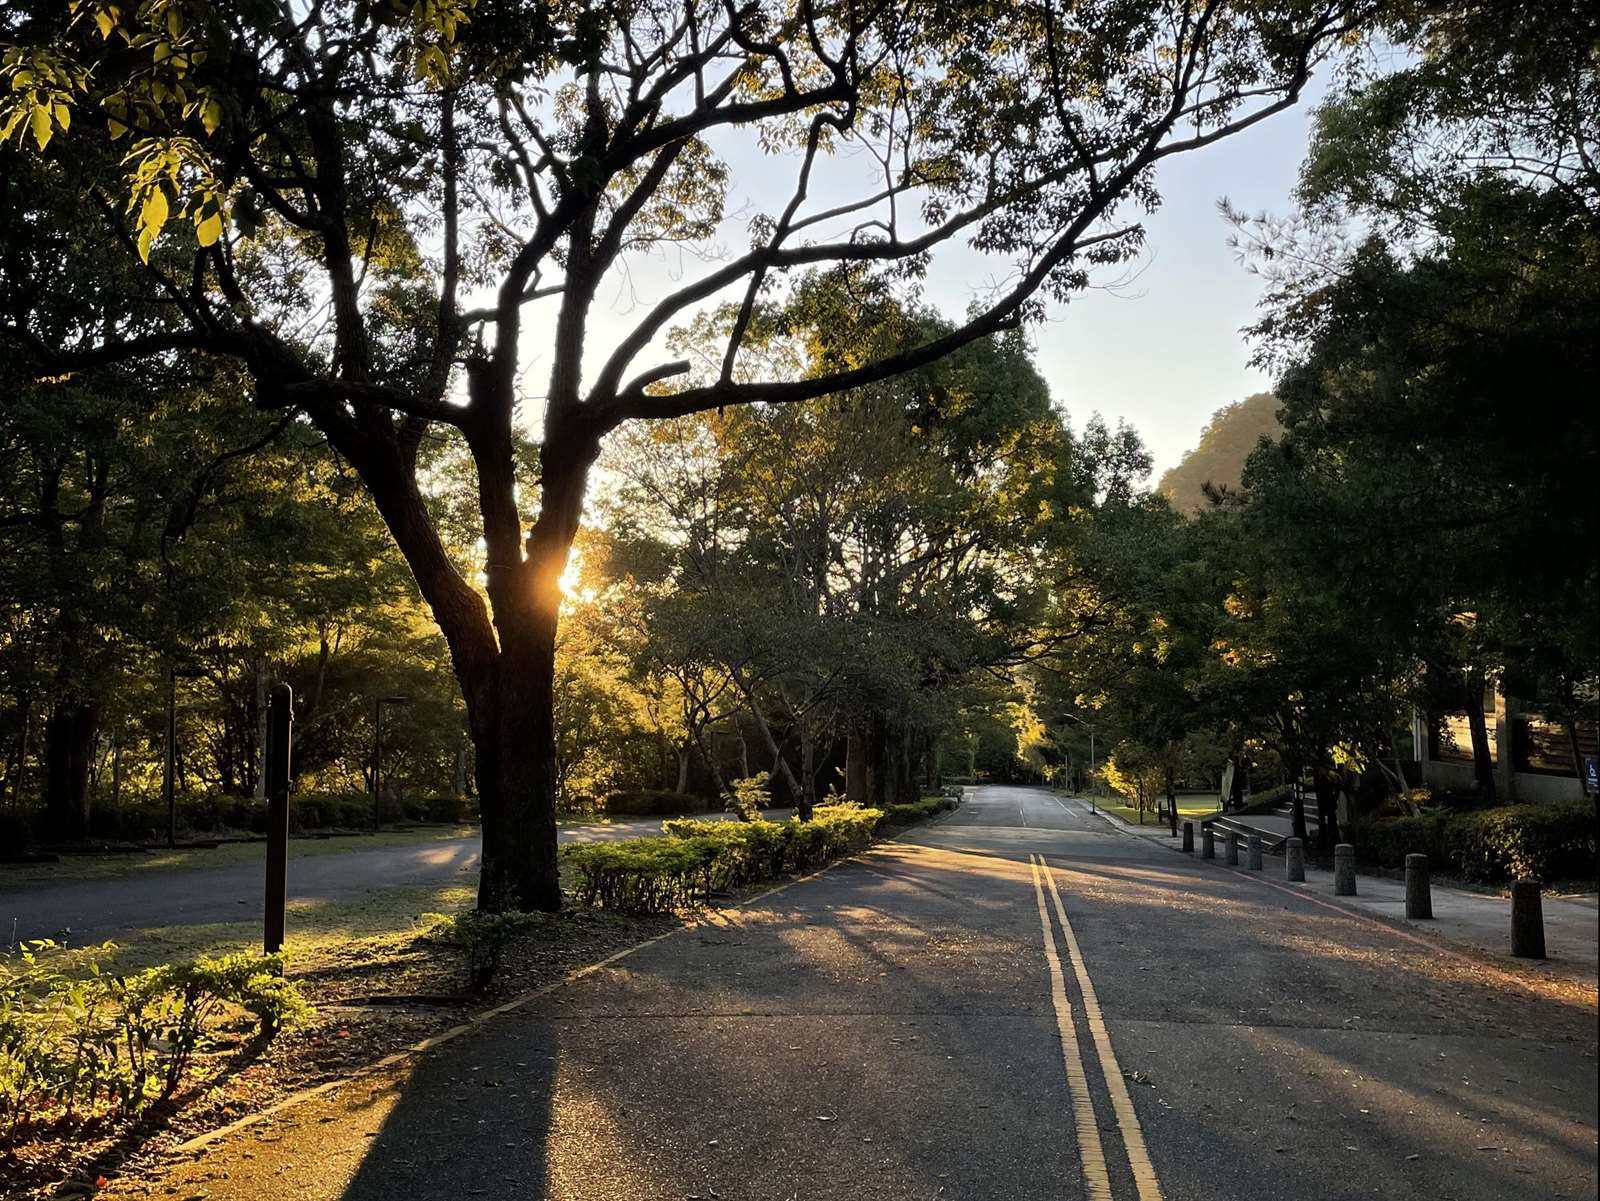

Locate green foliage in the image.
[602,789,711,817]
[0,941,308,1138]
[725,773,769,821]
[560,837,718,914]
[423,910,546,993]
[884,796,958,826]
[1350,802,1597,885]
[567,803,884,913]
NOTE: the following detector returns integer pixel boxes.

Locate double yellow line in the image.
[1028,852,1164,1201]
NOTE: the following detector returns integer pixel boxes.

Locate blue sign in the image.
[1586,756,1599,794]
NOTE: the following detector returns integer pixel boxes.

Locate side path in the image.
[1069,794,1600,986]
[103,791,1598,1201]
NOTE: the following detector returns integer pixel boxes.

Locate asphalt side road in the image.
[1,811,792,942]
[101,785,1598,1201]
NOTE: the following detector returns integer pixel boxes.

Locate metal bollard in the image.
[1182,821,1194,853]
[1247,832,1263,871]
[1510,880,1545,959]
[1225,830,1240,866]
[1201,827,1215,859]
[1285,836,1305,882]
[1333,843,1357,895]
[1404,853,1432,919]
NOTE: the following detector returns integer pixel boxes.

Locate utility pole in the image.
[264,684,293,955]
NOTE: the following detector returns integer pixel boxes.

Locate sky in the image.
[546,78,1329,482]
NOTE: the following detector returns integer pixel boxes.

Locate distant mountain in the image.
[1158,391,1282,515]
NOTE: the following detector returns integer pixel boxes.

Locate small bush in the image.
[422,794,478,823]
[0,941,309,1138]
[725,773,769,821]
[884,796,958,826]
[603,788,713,817]
[560,837,718,912]
[424,910,546,992]
[0,810,35,856]
[1351,801,1596,884]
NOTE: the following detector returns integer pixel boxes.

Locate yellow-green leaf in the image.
[53,102,69,132]
[200,97,222,135]
[30,103,52,151]
[107,116,128,139]
[139,185,169,232]
[195,210,224,246]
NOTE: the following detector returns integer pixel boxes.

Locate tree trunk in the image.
[1165,760,1177,837]
[1464,675,1497,802]
[741,691,810,820]
[43,698,96,841]
[845,723,869,802]
[252,658,268,800]
[800,724,816,808]
[675,744,691,794]
[1311,764,1340,853]
[466,640,561,913]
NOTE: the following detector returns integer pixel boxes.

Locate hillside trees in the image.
[2,0,1374,908]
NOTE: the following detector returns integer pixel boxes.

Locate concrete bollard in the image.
[1201,827,1215,859]
[1510,880,1545,959]
[1333,843,1357,895]
[1225,830,1241,866]
[1285,837,1305,882]
[1182,821,1194,853]
[1404,853,1433,919]
[1247,832,1263,871]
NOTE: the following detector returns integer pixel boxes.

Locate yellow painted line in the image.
[1041,856,1165,1201]
[1029,853,1114,1201]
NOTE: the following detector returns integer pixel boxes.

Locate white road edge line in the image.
[1029,852,1114,1201]
[1040,855,1165,1201]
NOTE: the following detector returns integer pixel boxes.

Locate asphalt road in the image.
[117,785,1598,1201]
[2,811,791,942]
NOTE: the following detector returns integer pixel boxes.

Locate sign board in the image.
[1586,755,1599,795]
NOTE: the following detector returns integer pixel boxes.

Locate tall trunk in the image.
[110,736,122,809]
[1464,675,1497,802]
[467,633,560,913]
[1311,764,1340,853]
[1165,760,1177,837]
[675,744,691,794]
[741,691,810,820]
[43,698,96,841]
[252,658,268,800]
[800,725,816,808]
[845,723,869,801]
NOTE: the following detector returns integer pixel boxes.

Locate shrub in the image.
[1351,801,1596,884]
[422,794,478,823]
[725,773,769,821]
[1442,801,1596,884]
[424,910,547,992]
[0,810,35,856]
[884,796,957,826]
[0,942,309,1138]
[560,837,718,913]
[603,788,712,817]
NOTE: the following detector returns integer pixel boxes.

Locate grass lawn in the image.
[0,824,480,891]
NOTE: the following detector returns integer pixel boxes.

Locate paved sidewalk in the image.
[1064,794,1600,985]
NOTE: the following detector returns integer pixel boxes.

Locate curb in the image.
[170,835,889,1155]
[1057,795,1598,1002]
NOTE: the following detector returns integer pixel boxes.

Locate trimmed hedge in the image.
[561,836,719,912]
[1350,801,1596,885]
[884,795,959,826]
[564,804,884,914]
[602,788,714,817]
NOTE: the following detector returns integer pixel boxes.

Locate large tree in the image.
[1,0,1371,909]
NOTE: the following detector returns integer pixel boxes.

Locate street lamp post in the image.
[1061,713,1096,814]
[372,695,410,829]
